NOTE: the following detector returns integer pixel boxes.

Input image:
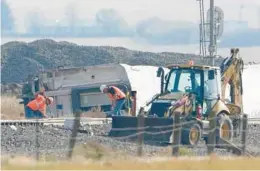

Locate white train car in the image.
[28,63,169,117]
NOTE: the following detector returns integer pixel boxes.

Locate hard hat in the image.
[46,97,54,104]
[100,85,107,92]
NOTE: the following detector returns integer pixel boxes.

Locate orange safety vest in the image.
[108,86,126,101]
[27,94,46,114]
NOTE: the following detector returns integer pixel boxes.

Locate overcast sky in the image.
[5,0,260,33]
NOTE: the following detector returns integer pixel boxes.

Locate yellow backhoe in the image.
[109,48,244,147]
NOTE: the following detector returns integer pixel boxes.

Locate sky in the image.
[5,0,260,33]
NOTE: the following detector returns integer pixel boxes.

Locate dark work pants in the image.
[112,98,126,116]
[25,106,44,119]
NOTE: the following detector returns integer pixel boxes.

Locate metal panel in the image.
[46,95,72,117]
[71,83,130,113]
[56,95,72,117]
[71,87,101,113]
[45,89,71,96]
[51,65,128,90]
[63,95,73,116]
[80,93,111,107]
[39,64,130,91]
[56,96,63,117]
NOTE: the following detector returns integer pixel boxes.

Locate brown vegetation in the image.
[2,155,260,170]
[1,95,24,120]
[73,141,114,160]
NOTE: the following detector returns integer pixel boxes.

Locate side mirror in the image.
[157,67,163,77]
[157,67,165,94]
[208,70,215,80]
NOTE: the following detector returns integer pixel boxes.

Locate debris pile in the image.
[1,39,225,84]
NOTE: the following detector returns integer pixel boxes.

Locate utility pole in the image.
[203,0,223,66]
[197,0,207,58]
[209,0,215,66]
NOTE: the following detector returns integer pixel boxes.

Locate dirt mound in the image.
[1,39,224,84]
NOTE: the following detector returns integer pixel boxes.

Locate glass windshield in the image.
[166,71,176,92]
[166,69,202,96]
[178,72,192,92]
[204,70,220,99]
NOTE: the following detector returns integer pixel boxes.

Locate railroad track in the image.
[1,117,259,126]
[0,118,112,126]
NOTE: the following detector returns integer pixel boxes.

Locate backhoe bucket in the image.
[108,116,174,142]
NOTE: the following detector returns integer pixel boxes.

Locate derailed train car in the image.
[21,63,169,118]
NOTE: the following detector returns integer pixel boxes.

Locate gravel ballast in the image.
[1,123,260,159]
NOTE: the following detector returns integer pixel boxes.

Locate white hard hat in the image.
[46,97,54,104]
[100,85,107,92]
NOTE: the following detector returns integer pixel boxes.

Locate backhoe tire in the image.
[216,113,234,147]
[181,123,202,148]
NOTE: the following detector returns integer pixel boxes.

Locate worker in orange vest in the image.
[26,93,54,119]
[100,85,126,116]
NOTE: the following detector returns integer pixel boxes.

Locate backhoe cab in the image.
[149,64,223,119]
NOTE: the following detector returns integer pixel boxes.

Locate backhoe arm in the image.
[220,48,244,113]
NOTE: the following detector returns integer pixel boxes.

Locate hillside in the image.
[1,39,225,84]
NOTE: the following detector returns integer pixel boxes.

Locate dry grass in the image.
[2,155,260,170]
[3,141,258,170]
[72,141,193,161]
[1,141,195,170]
[1,95,24,120]
[73,141,114,160]
[155,146,194,156]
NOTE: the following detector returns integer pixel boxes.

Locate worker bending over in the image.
[26,92,54,119]
[100,85,126,116]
